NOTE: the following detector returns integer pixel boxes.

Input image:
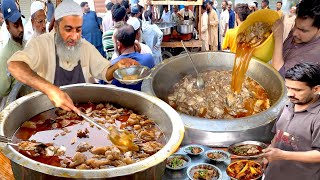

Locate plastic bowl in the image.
[237,9,280,62]
[165,154,191,170]
[187,163,222,180]
[113,65,151,85]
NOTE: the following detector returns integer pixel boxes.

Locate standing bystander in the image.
[80,2,104,57]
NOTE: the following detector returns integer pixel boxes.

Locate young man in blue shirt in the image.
[110,24,154,91]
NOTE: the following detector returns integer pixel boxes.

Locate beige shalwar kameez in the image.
[208,9,219,51]
[200,11,209,51]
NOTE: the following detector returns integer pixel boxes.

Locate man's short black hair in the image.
[163,5,168,9]
[277,1,282,5]
[285,62,320,88]
[111,3,126,22]
[80,2,88,8]
[222,0,228,5]
[106,2,114,11]
[121,0,130,9]
[115,24,136,48]
[235,3,251,22]
[262,0,269,5]
[144,10,152,21]
[296,0,320,28]
[201,3,206,10]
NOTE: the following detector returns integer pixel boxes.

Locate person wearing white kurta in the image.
[200,5,209,51]
[161,5,171,23]
[142,11,163,65]
[220,5,229,47]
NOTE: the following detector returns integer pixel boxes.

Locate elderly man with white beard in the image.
[7,0,138,113]
[24,1,47,42]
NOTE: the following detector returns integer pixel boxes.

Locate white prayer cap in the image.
[54,0,83,20]
[30,1,44,16]
[127,17,141,30]
[138,0,145,7]
[249,2,256,7]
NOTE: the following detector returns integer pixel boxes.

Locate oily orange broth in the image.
[12,103,163,167]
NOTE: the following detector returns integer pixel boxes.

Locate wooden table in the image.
[0,152,14,179]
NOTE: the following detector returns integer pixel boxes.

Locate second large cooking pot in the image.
[177,20,194,34]
[142,52,287,147]
[0,84,185,179]
[157,22,176,36]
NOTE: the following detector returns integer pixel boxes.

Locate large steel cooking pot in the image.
[177,20,194,34]
[142,52,287,147]
[0,84,184,179]
[157,22,176,36]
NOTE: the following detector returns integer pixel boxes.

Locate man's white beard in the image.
[55,30,82,71]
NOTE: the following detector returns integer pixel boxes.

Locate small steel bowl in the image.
[187,163,222,180]
[183,144,204,156]
[166,154,191,170]
[226,160,263,180]
[113,65,151,85]
[205,149,230,162]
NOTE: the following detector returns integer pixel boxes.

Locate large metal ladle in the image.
[79,111,139,152]
[181,40,205,89]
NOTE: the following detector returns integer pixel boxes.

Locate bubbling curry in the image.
[168,22,272,119]
[167,70,270,119]
[13,102,165,169]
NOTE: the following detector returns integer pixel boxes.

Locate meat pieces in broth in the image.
[14,102,165,170]
[237,22,272,48]
[168,70,270,119]
[193,168,218,180]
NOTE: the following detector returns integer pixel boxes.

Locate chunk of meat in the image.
[21,121,37,129]
[76,164,91,169]
[138,130,155,141]
[55,109,67,116]
[86,159,110,169]
[90,146,108,155]
[60,158,72,168]
[77,128,89,138]
[110,160,127,167]
[60,120,71,128]
[140,141,163,155]
[69,152,87,168]
[133,125,141,130]
[76,142,93,152]
[127,117,139,126]
[140,120,154,126]
[104,146,121,160]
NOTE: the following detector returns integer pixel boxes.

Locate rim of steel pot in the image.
[142,51,287,132]
[0,84,185,178]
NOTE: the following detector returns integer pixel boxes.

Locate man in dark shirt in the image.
[46,0,54,23]
[263,62,320,180]
[111,24,154,91]
[272,0,320,77]
[227,1,235,29]
[80,2,104,57]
